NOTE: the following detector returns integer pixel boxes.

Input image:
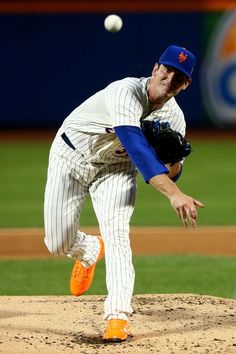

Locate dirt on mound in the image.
[0,294,235,353]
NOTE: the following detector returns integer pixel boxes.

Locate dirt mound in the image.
[0,294,235,353]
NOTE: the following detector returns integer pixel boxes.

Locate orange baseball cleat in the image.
[70,236,104,296]
[103,319,131,342]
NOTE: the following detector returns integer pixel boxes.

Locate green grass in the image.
[1,138,235,300]
[1,255,236,299]
[132,139,236,226]
[0,142,49,227]
[0,138,236,227]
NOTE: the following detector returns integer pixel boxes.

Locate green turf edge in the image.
[0,255,235,299]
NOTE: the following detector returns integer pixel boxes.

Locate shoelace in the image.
[73,263,88,279]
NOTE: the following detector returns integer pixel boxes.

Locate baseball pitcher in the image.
[44,45,204,342]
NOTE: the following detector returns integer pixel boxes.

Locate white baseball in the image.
[104,14,123,33]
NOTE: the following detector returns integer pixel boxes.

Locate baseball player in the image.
[44,45,204,342]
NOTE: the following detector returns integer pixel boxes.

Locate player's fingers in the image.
[185,206,197,228]
[188,200,204,228]
[177,207,188,228]
[189,205,197,220]
[194,199,205,208]
[188,211,197,228]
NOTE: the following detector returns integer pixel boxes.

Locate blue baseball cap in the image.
[158,45,196,79]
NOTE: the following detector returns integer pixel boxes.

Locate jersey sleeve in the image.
[114,125,169,182]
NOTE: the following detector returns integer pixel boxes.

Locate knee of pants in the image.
[100,224,130,245]
[44,233,70,256]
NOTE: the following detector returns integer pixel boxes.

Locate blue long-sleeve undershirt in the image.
[114,125,169,182]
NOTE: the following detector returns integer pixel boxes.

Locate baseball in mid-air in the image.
[104,14,123,33]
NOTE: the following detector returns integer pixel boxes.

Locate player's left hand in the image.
[141,120,192,164]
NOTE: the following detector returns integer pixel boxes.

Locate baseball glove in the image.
[141,120,192,164]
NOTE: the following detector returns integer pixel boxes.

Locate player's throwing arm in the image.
[149,174,204,228]
[141,120,204,227]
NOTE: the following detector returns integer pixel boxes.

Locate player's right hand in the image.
[149,173,205,228]
[170,193,205,228]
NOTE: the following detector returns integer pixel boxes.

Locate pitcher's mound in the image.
[0,294,235,353]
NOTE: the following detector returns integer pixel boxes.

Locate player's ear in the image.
[182,78,192,90]
[152,63,159,76]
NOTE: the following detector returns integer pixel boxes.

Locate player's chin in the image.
[161,85,176,97]
[166,89,180,99]
[164,90,176,99]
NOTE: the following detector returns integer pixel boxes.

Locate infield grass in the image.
[0,138,236,227]
[1,137,235,302]
[0,255,236,299]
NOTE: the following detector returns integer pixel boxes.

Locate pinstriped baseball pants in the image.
[44,132,137,319]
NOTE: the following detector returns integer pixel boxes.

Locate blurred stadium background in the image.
[1,0,236,130]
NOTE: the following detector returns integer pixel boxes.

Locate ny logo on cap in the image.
[178,52,188,63]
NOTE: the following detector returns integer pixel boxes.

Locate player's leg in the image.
[44,152,101,266]
[89,161,137,320]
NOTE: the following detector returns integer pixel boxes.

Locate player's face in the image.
[148,64,191,105]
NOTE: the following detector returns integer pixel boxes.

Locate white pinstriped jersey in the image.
[59,76,186,164]
[45,75,188,320]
